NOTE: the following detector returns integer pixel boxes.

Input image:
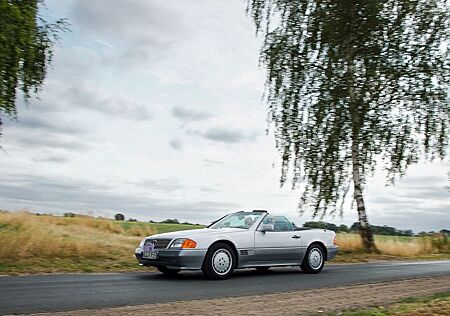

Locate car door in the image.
[253,215,302,264]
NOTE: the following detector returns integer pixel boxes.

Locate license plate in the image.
[142,251,157,259]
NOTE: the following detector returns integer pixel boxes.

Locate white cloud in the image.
[71,0,188,67]
[169,139,183,151]
[191,127,258,144]
[171,106,213,122]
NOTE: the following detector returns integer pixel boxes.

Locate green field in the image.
[118,221,203,234]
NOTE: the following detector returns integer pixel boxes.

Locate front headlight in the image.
[170,238,197,249]
[170,239,186,248]
[138,238,146,248]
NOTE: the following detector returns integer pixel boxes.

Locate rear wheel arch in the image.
[308,241,327,260]
[301,242,326,273]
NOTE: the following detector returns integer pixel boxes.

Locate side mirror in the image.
[259,224,274,232]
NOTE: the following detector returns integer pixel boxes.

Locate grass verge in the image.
[326,291,450,315]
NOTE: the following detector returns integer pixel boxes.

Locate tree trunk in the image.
[345,5,376,252]
[351,138,377,252]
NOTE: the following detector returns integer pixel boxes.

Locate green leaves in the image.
[0,0,68,130]
[248,0,450,216]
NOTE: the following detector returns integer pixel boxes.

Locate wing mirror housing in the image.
[259,224,274,232]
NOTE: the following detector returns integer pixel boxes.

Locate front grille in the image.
[144,238,172,249]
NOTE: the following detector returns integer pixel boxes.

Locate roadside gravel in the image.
[26,275,450,316]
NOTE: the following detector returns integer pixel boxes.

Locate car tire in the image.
[300,243,325,274]
[202,243,235,280]
[255,267,270,272]
[157,266,180,276]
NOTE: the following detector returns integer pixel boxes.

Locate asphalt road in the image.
[1,260,450,315]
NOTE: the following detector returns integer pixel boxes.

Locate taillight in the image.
[181,239,197,249]
[333,235,337,246]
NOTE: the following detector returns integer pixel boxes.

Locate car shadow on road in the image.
[136,267,311,282]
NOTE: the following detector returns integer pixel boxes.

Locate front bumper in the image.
[135,247,207,270]
[326,245,339,261]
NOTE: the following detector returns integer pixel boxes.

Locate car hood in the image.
[146,228,245,239]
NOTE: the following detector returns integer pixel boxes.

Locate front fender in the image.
[192,231,254,252]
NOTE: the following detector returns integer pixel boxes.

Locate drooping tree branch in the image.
[0,0,68,136]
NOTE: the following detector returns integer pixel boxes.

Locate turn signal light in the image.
[181,239,197,249]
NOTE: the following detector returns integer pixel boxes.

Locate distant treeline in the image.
[149,218,199,226]
[303,221,449,236]
[112,214,199,225]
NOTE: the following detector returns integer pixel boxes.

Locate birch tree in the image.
[247,0,450,251]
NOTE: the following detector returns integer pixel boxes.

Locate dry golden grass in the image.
[336,232,448,257]
[0,211,154,259]
[377,238,433,256]
[336,233,365,252]
[0,211,159,274]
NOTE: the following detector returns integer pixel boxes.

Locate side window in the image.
[262,215,275,225]
[273,216,294,232]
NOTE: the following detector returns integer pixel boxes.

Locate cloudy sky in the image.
[1,0,449,231]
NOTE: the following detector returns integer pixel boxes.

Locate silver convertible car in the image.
[135,210,338,279]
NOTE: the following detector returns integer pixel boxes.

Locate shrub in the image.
[161,219,179,224]
[114,213,125,221]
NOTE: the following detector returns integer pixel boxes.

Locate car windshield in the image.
[209,212,264,229]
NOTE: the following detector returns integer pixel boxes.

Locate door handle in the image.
[292,235,301,239]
